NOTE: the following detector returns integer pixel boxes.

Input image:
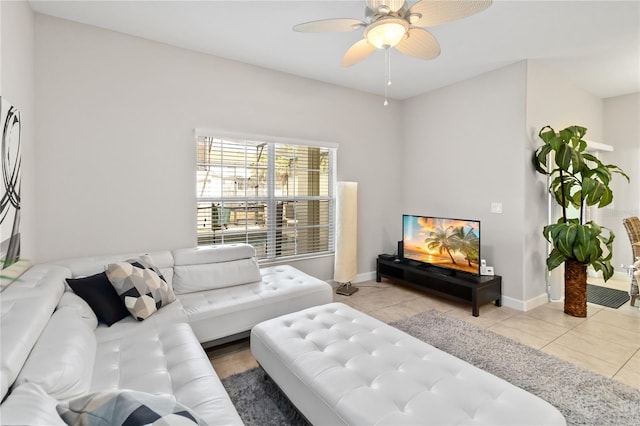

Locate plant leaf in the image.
[555,223,577,258]
[582,153,602,164]
[572,225,592,263]
[595,261,615,281]
[597,188,613,208]
[538,126,556,144]
[569,125,587,140]
[532,145,552,174]
[570,190,582,209]
[583,177,606,206]
[547,248,567,271]
[555,144,574,171]
[577,138,587,152]
[607,164,630,182]
[591,166,612,185]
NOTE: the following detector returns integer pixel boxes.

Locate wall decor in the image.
[1,97,22,269]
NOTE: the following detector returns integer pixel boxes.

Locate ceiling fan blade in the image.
[407,0,492,27]
[293,18,365,33]
[342,39,377,67]
[395,28,441,60]
[366,0,406,13]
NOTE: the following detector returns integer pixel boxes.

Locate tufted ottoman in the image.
[251,302,566,425]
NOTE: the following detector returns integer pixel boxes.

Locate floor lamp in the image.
[335,182,358,296]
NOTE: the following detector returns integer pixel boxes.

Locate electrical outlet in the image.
[491,202,502,214]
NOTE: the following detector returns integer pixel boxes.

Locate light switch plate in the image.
[491,202,502,214]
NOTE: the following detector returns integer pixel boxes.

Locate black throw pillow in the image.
[66,272,130,326]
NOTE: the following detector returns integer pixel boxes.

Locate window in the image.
[196,131,336,261]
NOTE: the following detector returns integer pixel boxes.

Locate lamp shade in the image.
[364,18,408,48]
[334,182,358,283]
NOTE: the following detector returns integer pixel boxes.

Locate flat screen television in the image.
[402,214,481,276]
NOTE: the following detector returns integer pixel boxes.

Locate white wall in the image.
[400,62,528,306]
[602,93,640,272]
[26,11,637,308]
[526,61,604,141]
[1,1,36,261]
[0,2,2,90]
[33,14,403,281]
[525,60,604,301]
[400,59,610,309]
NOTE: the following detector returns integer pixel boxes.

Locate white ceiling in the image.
[29,0,640,100]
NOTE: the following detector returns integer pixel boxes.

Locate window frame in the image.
[195,129,337,262]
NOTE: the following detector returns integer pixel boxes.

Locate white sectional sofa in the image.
[0,244,333,425]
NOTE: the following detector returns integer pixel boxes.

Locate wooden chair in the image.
[622,216,640,306]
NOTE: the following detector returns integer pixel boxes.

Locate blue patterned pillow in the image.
[57,389,205,426]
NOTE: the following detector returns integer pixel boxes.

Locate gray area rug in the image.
[221,310,640,426]
[222,367,309,426]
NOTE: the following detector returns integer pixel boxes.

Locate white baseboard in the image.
[614,270,631,281]
[501,293,549,312]
[355,271,377,283]
[588,269,631,281]
[330,271,377,287]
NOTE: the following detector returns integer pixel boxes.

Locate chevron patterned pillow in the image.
[106,255,176,321]
[57,389,204,425]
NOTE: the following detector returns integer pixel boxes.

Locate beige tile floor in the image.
[207,277,640,390]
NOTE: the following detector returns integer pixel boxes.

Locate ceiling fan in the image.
[293,0,493,67]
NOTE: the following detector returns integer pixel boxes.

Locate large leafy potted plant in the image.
[533,125,629,317]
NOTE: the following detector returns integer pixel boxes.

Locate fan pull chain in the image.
[384,46,391,106]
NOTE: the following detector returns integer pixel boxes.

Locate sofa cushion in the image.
[1,265,68,400]
[57,390,205,426]
[93,299,188,343]
[178,264,333,343]
[57,291,98,330]
[0,382,65,426]
[173,258,262,294]
[106,255,176,321]
[55,251,174,281]
[172,244,255,265]
[66,272,130,326]
[15,308,97,400]
[90,322,243,424]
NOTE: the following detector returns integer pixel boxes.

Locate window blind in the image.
[196,135,336,261]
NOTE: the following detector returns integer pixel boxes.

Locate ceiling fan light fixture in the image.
[364,18,409,49]
[366,0,406,13]
[407,13,422,24]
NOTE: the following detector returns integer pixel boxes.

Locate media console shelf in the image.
[376,255,501,317]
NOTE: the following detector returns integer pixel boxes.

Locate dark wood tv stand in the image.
[376,255,501,317]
